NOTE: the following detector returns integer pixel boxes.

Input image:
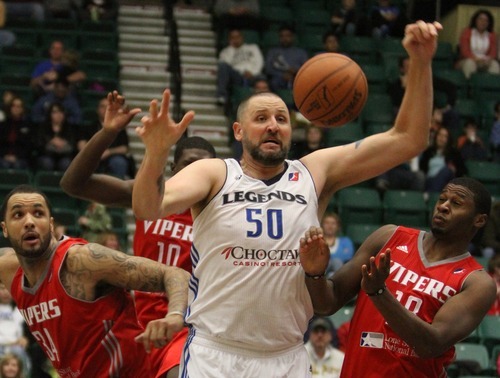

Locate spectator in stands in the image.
[53,221,67,241]
[77,96,133,178]
[490,101,500,163]
[30,40,65,97]
[79,0,117,21]
[457,117,488,162]
[0,89,15,122]
[35,102,76,172]
[289,124,326,159]
[212,0,261,45]
[0,97,33,170]
[0,353,25,378]
[320,31,341,54]
[57,50,87,93]
[419,126,466,193]
[370,0,408,39]
[481,200,500,258]
[265,25,309,92]
[330,0,363,37]
[0,283,30,376]
[457,9,500,79]
[0,2,16,48]
[31,77,82,126]
[305,317,344,378]
[388,56,459,132]
[486,254,500,315]
[321,212,354,278]
[252,76,270,93]
[78,201,112,243]
[216,28,264,106]
[96,231,121,250]
[4,1,45,22]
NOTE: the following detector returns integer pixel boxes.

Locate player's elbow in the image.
[59,175,79,196]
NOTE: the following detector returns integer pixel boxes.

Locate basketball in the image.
[293,53,368,127]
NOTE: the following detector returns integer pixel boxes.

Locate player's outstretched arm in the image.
[362,250,496,358]
[133,89,195,220]
[0,249,20,291]
[301,225,394,315]
[302,22,442,205]
[60,91,141,207]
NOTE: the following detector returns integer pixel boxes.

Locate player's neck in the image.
[422,232,470,262]
[19,239,58,288]
[240,158,287,181]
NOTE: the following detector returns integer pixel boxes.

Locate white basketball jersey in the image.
[186,159,319,353]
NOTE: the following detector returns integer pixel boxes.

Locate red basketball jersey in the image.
[10,237,152,378]
[341,226,483,378]
[132,209,193,326]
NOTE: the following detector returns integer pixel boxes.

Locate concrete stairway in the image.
[173,6,232,157]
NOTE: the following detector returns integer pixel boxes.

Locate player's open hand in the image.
[103,91,141,133]
[361,249,391,295]
[135,89,195,156]
[134,313,185,353]
[403,21,443,63]
[299,226,330,276]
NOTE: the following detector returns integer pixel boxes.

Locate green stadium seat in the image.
[337,187,383,226]
[298,33,324,56]
[433,69,469,99]
[345,223,380,249]
[52,207,80,237]
[79,31,118,51]
[260,5,294,26]
[0,169,33,203]
[325,121,364,147]
[33,170,80,209]
[470,72,500,101]
[328,305,354,329]
[465,161,500,196]
[383,190,428,228]
[340,36,378,65]
[360,94,394,128]
[478,315,500,355]
[360,63,388,93]
[452,343,490,373]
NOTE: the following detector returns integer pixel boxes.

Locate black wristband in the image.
[304,271,326,280]
[366,285,387,297]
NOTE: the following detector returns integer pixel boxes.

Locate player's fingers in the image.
[159,89,171,116]
[178,110,195,128]
[149,99,158,119]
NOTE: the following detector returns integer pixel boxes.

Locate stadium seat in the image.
[345,223,380,249]
[340,36,378,65]
[433,69,469,99]
[360,63,388,93]
[465,161,500,196]
[259,5,294,27]
[329,305,354,329]
[33,170,80,209]
[383,190,428,228]
[337,187,383,226]
[0,169,33,203]
[470,72,500,101]
[360,94,394,128]
[325,121,364,147]
[52,208,80,237]
[478,315,500,355]
[451,343,490,374]
[298,32,324,56]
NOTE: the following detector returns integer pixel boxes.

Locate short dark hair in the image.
[470,9,494,32]
[447,177,491,215]
[1,185,52,221]
[173,136,216,163]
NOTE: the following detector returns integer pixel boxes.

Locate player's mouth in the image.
[432,215,446,225]
[23,232,40,245]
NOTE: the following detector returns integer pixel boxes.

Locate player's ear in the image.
[474,213,488,229]
[233,122,243,141]
[1,221,7,238]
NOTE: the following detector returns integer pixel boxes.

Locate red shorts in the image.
[149,327,188,378]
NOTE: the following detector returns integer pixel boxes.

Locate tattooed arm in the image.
[63,243,190,351]
[63,243,189,313]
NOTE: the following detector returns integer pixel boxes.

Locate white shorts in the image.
[179,330,312,378]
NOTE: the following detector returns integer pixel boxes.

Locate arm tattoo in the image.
[354,139,364,149]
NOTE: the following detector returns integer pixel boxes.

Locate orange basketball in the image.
[293,53,368,127]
